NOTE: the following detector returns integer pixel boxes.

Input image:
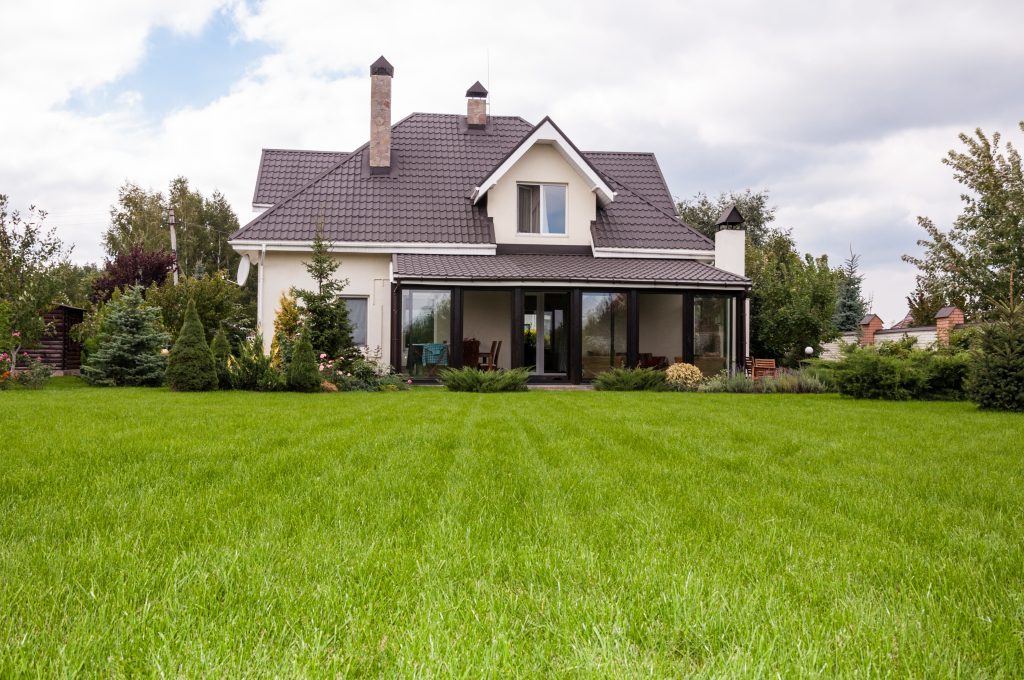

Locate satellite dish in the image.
[236,254,251,286]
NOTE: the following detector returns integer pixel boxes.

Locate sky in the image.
[2,0,1023,325]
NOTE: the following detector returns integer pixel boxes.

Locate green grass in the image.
[2,381,1023,676]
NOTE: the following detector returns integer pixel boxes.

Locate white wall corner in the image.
[714,229,745,277]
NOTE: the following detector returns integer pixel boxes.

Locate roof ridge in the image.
[262,148,347,155]
[583,150,656,156]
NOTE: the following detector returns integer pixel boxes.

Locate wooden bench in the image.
[746,357,778,380]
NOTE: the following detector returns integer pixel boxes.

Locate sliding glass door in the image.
[693,295,734,376]
[523,292,568,375]
[581,292,627,379]
[402,289,451,376]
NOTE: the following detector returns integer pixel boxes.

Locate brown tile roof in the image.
[252,149,349,206]
[233,114,711,250]
[393,253,748,285]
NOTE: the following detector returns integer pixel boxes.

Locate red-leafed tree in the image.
[92,245,175,302]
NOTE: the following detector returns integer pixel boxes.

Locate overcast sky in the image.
[2,0,1022,324]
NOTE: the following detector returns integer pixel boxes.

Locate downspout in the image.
[257,243,267,338]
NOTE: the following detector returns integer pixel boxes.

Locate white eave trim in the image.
[592,246,715,261]
[395,278,747,290]
[471,119,616,206]
[228,239,497,256]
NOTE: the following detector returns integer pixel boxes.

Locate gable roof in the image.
[252,149,349,206]
[470,116,615,206]
[232,114,711,250]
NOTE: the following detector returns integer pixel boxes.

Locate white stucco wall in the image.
[258,251,392,361]
[486,143,598,247]
[463,290,512,370]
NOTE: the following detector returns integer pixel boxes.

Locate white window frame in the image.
[342,296,369,347]
[517,183,568,237]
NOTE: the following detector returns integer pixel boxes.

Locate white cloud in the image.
[2,0,1023,322]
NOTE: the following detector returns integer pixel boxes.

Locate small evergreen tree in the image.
[292,226,354,358]
[270,292,301,368]
[287,334,322,392]
[967,288,1024,411]
[210,325,232,390]
[165,299,217,391]
[228,333,284,391]
[834,249,868,332]
[81,286,169,386]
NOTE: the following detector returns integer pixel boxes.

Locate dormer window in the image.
[517,183,566,235]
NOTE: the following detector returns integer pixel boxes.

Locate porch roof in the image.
[392,253,749,287]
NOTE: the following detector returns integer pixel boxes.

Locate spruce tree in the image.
[834,250,868,332]
[82,286,169,386]
[968,292,1024,411]
[210,325,232,390]
[287,334,322,392]
[291,226,354,358]
[166,299,217,391]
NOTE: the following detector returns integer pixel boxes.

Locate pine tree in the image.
[270,292,301,368]
[81,286,169,386]
[210,324,232,390]
[292,226,354,358]
[165,299,217,391]
[287,334,322,392]
[834,250,868,331]
[968,285,1024,411]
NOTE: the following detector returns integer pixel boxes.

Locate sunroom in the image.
[389,253,750,384]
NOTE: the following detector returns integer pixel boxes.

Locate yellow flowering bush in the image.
[665,362,703,391]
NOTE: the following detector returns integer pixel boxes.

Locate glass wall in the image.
[638,293,683,368]
[693,295,734,376]
[401,289,451,376]
[581,292,627,379]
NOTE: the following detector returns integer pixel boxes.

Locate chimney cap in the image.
[715,205,745,226]
[466,81,488,98]
[370,55,394,76]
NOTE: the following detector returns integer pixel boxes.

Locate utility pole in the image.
[167,207,179,285]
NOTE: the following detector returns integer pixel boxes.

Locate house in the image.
[229,57,751,383]
[820,306,965,359]
[24,304,84,375]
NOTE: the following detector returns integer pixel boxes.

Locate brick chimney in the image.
[369,56,394,173]
[466,81,488,128]
[859,314,884,346]
[934,306,964,345]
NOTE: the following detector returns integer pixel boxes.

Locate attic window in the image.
[517,184,566,235]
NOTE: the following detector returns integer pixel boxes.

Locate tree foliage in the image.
[146,272,253,347]
[92,245,175,302]
[291,227,354,358]
[748,230,840,364]
[834,249,868,331]
[903,122,1024,318]
[287,334,322,392]
[210,325,233,390]
[271,292,301,368]
[967,290,1024,411]
[103,177,242,278]
[676,189,776,247]
[165,299,217,392]
[81,286,168,386]
[0,195,70,369]
[906,283,948,326]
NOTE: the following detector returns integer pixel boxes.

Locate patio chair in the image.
[749,357,778,380]
[478,340,502,371]
[421,342,449,376]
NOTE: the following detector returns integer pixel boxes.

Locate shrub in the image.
[270,293,301,368]
[229,334,285,392]
[81,286,169,387]
[833,350,926,400]
[925,353,971,400]
[665,362,703,391]
[760,371,829,393]
[210,325,232,390]
[967,300,1024,411]
[700,372,760,393]
[147,272,253,348]
[14,359,51,389]
[319,346,410,392]
[592,367,667,391]
[287,335,322,392]
[165,299,218,392]
[438,367,531,392]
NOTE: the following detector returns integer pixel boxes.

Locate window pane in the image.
[581,292,627,379]
[343,297,368,346]
[517,185,539,233]
[638,293,682,368]
[542,185,566,234]
[693,295,733,376]
[401,289,451,376]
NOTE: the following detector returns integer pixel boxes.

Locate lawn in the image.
[2,382,1023,676]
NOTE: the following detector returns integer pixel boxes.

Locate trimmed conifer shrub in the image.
[287,334,322,392]
[165,299,217,391]
[228,333,284,391]
[210,325,232,390]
